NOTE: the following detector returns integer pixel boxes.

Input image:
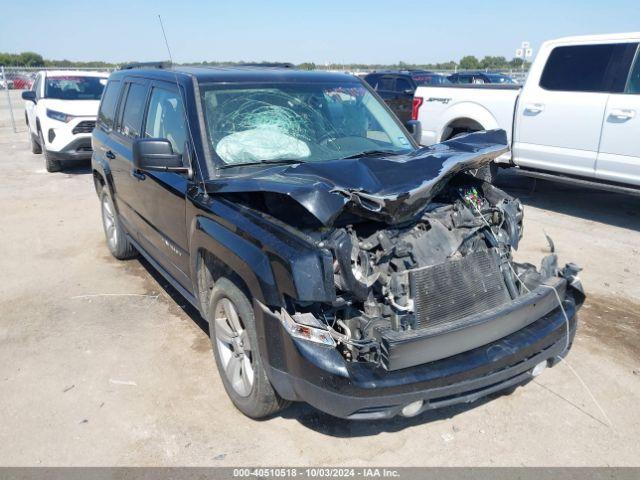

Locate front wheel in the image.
[208,277,289,418]
[29,124,42,154]
[39,129,61,172]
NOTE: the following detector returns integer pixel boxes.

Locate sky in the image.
[1,0,639,65]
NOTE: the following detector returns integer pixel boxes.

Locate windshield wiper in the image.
[338,149,402,160]
[219,159,305,169]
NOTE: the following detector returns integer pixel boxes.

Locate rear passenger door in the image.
[133,81,191,289]
[108,79,150,234]
[596,44,640,186]
[514,43,636,177]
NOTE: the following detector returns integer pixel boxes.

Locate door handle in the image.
[609,109,635,120]
[524,103,545,114]
[130,169,146,181]
[105,150,116,160]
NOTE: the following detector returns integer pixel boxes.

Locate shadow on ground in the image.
[58,161,92,175]
[495,169,640,232]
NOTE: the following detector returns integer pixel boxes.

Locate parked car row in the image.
[1,71,35,90]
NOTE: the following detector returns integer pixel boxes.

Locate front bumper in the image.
[255,282,582,420]
[44,137,93,161]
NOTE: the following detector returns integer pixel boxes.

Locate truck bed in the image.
[414,84,521,155]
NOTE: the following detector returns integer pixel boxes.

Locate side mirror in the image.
[132,138,189,174]
[22,90,36,103]
[405,120,422,144]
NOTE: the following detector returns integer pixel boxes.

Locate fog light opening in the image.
[401,400,424,417]
[531,360,548,377]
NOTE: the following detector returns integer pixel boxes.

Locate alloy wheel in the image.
[101,196,118,250]
[214,297,254,397]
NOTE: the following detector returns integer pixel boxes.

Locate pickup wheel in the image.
[208,277,289,419]
[99,187,137,260]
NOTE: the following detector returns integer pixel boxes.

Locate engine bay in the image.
[283,174,573,367]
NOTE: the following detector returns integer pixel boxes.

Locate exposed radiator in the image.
[409,248,510,329]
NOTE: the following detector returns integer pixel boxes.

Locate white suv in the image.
[22,70,109,172]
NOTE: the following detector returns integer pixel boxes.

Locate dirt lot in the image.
[1,90,639,466]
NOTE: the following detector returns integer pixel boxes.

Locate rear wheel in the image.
[100,187,137,260]
[208,277,289,418]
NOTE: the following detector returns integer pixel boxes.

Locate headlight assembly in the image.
[46,109,75,123]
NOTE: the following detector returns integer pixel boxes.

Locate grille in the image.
[409,249,510,329]
[72,120,96,134]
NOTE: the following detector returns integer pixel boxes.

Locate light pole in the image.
[516,41,533,72]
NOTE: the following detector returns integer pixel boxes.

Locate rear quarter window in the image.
[117,82,148,139]
[540,43,638,93]
[97,80,121,130]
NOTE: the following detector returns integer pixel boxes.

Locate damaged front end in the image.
[208,130,584,413]
[283,173,583,371]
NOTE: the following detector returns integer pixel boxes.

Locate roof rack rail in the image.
[119,61,172,70]
[236,62,295,68]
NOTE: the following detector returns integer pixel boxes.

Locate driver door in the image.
[134,81,192,290]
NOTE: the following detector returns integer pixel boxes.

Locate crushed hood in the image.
[205,129,509,226]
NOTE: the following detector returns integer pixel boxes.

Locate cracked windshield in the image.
[201,82,414,168]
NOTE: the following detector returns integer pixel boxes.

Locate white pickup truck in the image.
[413,32,640,190]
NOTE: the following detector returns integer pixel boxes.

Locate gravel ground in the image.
[1,90,639,466]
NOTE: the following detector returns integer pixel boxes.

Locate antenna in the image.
[157,14,208,198]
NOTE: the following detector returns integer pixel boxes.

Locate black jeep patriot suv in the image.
[92,65,584,420]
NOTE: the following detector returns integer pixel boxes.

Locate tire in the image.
[99,187,137,260]
[449,131,498,184]
[474,162,498,184]
[39,129,61,172]
[208,277,289,419]
[29,131,42,154]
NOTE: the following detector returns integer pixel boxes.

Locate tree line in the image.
[0,51,530,71]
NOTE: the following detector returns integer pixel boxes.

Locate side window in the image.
[117,82,147,139]
[365,75,380,90]
[540,43,638,93]
[627,52,640,94]
[395,77,413,92]
[378,76,395,91]
[144,87,187,155]
[97,80,121,130]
